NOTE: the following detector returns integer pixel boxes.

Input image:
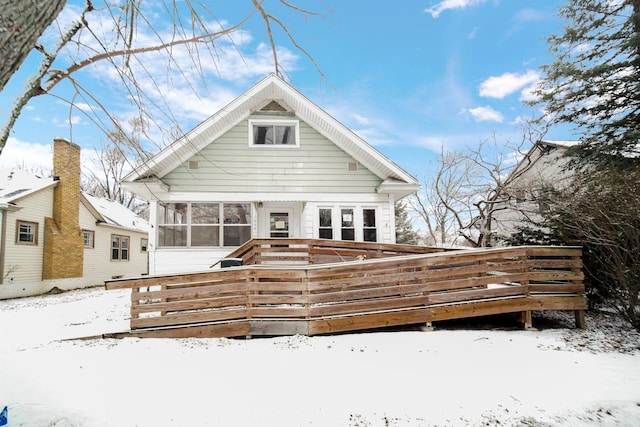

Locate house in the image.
[491,139,580,240]
[0,137,149,299]
[121,74,421,274]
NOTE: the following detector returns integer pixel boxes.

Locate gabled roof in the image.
[123,74,420,194]
[505,139,581,185]
[81,193,149,234]
[0,168,57,207]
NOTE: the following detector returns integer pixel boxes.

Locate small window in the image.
[111,235,130,261]
[83,230,95,248]
[363,208,377,242]
[16,220,38,245]
[249,120,299,147]
[515,189,526,204]
[319,208,333,239]
[141,238,148,252]
[341,208,355,241]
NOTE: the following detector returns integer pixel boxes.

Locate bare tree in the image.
[82,118,151,213]
[411,123,548,247]
[0,0,67,91]
[0,1,329,158]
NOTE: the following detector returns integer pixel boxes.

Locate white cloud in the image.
[52,116,83,127]
[426,0,488,18]
[514,8,546,23]
[467,106,504,122]
[478,70,540,99]
[0,137,53,171]
[350,113,371,126]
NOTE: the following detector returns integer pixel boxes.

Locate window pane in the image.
[275,126,295,145]
[341,228,355,241]
[160,203,187,224]
[363,209,376,227]
[253,125,273,144]
[223,225,252,247]
[191,225,220,246]
[319,229,333,239]
[224,203,251,224]
[192,203,219,224]
[18,223,34,242]
[319,209,332,227]
[364,229,377,242]
[158,225,187,246]
[341,209,354,227]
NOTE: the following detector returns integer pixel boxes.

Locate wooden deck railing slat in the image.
[105,240,586,338]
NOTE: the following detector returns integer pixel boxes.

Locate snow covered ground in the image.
[1,286,639,426]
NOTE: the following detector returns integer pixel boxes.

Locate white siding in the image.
[493,146,574,239]
[2,188,53,284]
[151,248,229,275]
[80,204,148,283]
[162,120,382,194]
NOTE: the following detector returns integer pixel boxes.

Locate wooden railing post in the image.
[572,249,586,328]
[521,249,532,330]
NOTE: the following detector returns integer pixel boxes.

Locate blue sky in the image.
[0,0,571,180]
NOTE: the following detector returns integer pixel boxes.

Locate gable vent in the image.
[261,100,287,112]
[188,160,200,170]
[348,162,359,172]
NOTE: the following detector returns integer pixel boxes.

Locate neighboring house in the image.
[0,137,149,299]
[491,139,580,240]
[122,74,420,274]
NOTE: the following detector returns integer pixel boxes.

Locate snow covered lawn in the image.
[1,287,639,426]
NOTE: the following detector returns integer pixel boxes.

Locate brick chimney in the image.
[43,137,84,280]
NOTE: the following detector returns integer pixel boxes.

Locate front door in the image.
[268,210,291,238]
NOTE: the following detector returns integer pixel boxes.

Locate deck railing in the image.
[222,238,451,266]
[106,241,586,338]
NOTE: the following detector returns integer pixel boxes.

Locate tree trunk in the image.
[0,0,67,91]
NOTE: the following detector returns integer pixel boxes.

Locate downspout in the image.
[0,207,7,284]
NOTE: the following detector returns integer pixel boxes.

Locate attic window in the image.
[188,160,200,170]
[249,119,299,147]
[348,162,358,172]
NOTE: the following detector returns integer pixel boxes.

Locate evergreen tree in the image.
[395,201,420,245]
[533,0,640,162]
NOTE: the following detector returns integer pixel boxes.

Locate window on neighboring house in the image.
[341,208,355,241]
[16,220,38,245]
[83,230,95,248]
[318,208,333,239]
[249,120,299,146]
[363,208,377,242]
[515,189,526,204]
[158,202,252,248]
[141,238,148,252]
[111,235,129,261]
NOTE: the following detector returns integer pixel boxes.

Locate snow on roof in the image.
[0,168,56,204]
[81,192,149,234]
[539,139,581,149]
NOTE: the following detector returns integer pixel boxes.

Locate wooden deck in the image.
[105,239,587,338]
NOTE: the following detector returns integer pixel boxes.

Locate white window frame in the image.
[157,202,253,248]
[111,234,130,261]
[16,220,38,245]
[83,230,95,248]
[248,119,300,147]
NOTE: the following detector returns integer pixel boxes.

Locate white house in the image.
[122,74,421,274]
[0,138,149,299]
[491,139,580,240]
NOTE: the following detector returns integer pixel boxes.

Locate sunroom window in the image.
[158,202,251,247]
[249,120,299,146]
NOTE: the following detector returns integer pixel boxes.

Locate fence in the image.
[106,240,586,338]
